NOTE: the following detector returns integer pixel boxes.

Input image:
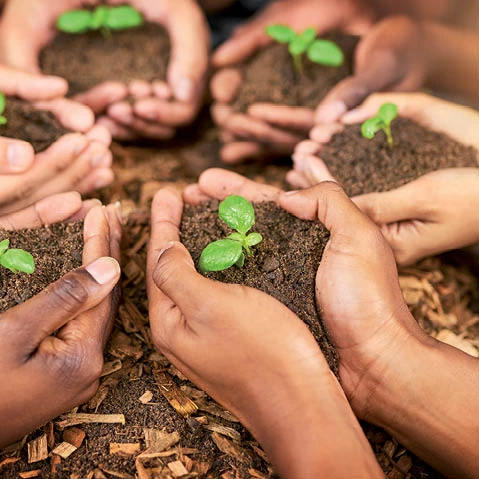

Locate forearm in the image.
[423,22,479,105]
[367,334,479,477]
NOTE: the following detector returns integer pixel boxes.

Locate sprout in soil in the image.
[57,5,143,35]
[199,195,263,273]
[265,24,344,75]
[0,93,7,125]
[0,239,35,274]
[361,103,398,147]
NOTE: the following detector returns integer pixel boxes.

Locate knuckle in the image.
[48,272,90,315]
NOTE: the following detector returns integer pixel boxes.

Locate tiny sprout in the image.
[57,5,143,35]
[0,239,35,274]
[361,103,398,147]
[0,93,7,125]
[199,196,263,273]
[265,24,344,75]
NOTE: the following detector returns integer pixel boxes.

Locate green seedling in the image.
[265,24,344,75]
[0,93,7,125]
[361,103,398,147]
[57,5,143,35]
[199,196,263,273]
[0,239,35,274]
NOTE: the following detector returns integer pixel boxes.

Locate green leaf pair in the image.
[265,24,344,74]
[57,5,144,34]
[199,196,263,273]
[0,93,7,125]
[0,239,35,274]
[361,103,398,147]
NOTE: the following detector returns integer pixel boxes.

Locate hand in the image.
[147,187,382,478]
[210,0,374,163]
[0,201,121,447]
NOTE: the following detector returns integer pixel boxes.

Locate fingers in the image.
[196,168,282,202]
[0,192,83,230]
[248,104,314,132]
[133,97,195,129]
[220,141,265,164]
[85,124,112,146]
[6,256,120,357]
[34,98,95,133]
[73,82,129,115]
[292,155,338,186]
[210,68,242,104]
[0,66,68,101]
[162,0,209,104]
[0,139,34,174]
[96,116,139,141]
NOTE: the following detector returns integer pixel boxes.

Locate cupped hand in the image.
[0,201,121,447]
[210,0,374,164]
[147,186,382,478]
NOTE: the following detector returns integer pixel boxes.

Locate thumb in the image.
[6,257,120,355]
[0,138,34,174]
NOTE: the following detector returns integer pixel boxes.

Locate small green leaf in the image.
[226,232,244,243]
[0,116,7,125]
[265,24,296,44]
[0,249,35,274]
[377,103,398,125]
[0,93,6,116]
[289,29,314,56]
[219,195,255,235]
[199,239,243,273]
[0,239,9,255]
[105,5,144,30]
[235,252,245,268]
[307,39,344,67]
[91,5,109,30]
[361,117,383,139]
[57,10,93,34]
[246,232,263,247]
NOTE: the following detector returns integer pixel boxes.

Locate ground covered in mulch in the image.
[321,117,479,196]
[1,98,69,153]
[40,23,170,96]
[232,33,358,112]
[0,222,83,313]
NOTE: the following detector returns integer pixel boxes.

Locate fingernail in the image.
[74,136,88,155]
[7,143,32,172]
[284,190,299,196]
[86,257,120,284]
[115,201,123,223]
[157,241,176,263]
[94,176,113,190]
[315,101,346,123]
[174,76,194,103]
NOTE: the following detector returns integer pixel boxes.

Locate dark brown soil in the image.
[1,97,69,153]
[0,222,83,313]
[181,201,337,372]
[232,33,358,112]
[321,117,479,196]
[40,23,170,96]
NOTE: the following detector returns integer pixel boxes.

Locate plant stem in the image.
[384,126,394,147]
[292,54,303,77]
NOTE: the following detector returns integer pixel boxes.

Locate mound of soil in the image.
[232,33,358,112]
[40,23,170,96]
[181,201,337,371]
[320,117,479,196]
[0,222,83,313]
[2,98,69,153]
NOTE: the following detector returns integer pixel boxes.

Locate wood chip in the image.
[435,330,479,357]
[203,423,241,441]
[100,359,123,377]
[167,460,189,477]
[51,442,78,459]
[50,454,61,477]
[19,470,41,478]
[139,390,154,404]
[63,427,86,448]
[153,370,198,417]
[27,434,48,463]
[99,467,134,479]
[0,457,20,467]
[139,429,180,456]
[211,432,245,461]
[57,413,125,429]
[110,443,141,456]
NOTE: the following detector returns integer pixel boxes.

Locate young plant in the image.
[199,196,263,273]
[361,103,398,147]
[265,24,344,75]
[0,239,35,274]
[0,93,7,125]
[57,5,143,35]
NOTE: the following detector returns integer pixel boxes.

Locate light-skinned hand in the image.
[0,201,121,448]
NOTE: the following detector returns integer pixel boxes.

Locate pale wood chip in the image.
[19,471,42,478]
[203,423,241,441]
[139,390,154,404]
[142,428,180,452]
[51,442,77,459]
[27,434,48,463]
[57,413,125,429]
[99,467,134,478]
[211,432,245,461]
[110,443,141,456]
[167,460,188,477]
[100,359,123,377]
[63,427,86,448]
[435,330,479,357]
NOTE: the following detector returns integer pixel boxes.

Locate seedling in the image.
[199,196,263,273]
[57,5,143,35]
[361,103,398,147]
[0,93,7,125]
[265,24,344,75]
[0,239,35,274]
